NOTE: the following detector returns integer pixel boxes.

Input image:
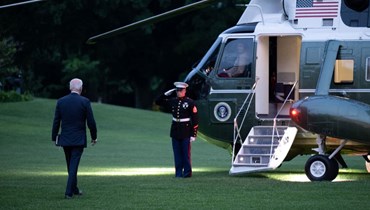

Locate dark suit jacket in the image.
[52,92,97,147]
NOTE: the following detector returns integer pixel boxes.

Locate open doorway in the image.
[255,35,301,119]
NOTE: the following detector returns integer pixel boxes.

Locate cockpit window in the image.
[217,38,253,78]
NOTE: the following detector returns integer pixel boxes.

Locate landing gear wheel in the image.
[366,155,370,173]
[305,155,339,181]
[327,158,339,181]
[366,162,370,173]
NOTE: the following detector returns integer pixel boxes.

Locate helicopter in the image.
[88,0,370,181]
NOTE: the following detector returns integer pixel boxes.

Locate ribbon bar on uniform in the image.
[173,117,190,122]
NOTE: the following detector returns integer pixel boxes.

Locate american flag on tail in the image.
[295,0,339,18]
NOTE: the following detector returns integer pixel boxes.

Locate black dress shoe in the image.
[74,190,83,196]
[65,195,73,199]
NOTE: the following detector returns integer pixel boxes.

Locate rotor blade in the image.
[87,0,217,44]
[0,0,45,9]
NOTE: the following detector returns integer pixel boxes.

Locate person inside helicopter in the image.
[218,39,252,78]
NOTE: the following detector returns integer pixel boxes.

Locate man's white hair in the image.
[70,78,83,92]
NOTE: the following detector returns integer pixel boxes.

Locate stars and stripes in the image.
[295,0,339,18]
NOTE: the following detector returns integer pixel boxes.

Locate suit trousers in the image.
[172,138,192,177]
[63,146,84,196]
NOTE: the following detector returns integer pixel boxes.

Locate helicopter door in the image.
[255,35,301,119]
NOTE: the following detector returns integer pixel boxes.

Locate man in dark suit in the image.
[155,82,199,178]
[52,78,97,199]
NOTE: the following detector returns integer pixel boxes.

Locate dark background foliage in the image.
[0,0,246,108]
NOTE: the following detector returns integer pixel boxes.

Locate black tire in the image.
[326,157,339,181]
[366,155,370,173]
[305,155,338,181]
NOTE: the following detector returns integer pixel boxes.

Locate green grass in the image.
[0,98,369,209]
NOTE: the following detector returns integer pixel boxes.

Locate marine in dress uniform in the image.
[155,82,199,178]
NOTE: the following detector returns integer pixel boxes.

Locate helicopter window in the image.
[217,38,253,78]
[334,59,354,83]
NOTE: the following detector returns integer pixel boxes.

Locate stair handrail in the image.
[274,80,298,120]
[231,79,259,162]
[270,80,299,158]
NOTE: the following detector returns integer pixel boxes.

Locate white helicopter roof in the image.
[238,0,342,28]
[237,0,285,25]
[236,0,370,41]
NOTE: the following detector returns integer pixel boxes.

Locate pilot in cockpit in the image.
[218,42,251,78]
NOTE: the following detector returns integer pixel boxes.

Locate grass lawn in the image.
[0,98,369,209]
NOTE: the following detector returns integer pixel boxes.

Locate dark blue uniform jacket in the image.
[156,93,199,139]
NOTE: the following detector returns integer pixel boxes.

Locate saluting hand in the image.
[165,88,176,96]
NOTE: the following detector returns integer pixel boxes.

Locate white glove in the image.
[190,137,196,142]
[164,88,176,96]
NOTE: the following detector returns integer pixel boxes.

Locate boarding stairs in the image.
[229,125,297,175]
[229,80,298,175]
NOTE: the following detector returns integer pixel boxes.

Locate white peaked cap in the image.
[174,82,188,89]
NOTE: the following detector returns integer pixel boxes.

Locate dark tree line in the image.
[0,0,245,109]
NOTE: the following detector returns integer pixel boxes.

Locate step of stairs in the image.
[230,126,297,174]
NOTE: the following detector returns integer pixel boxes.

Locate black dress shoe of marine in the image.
[65,195,73,199]
[74,190,83,195]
